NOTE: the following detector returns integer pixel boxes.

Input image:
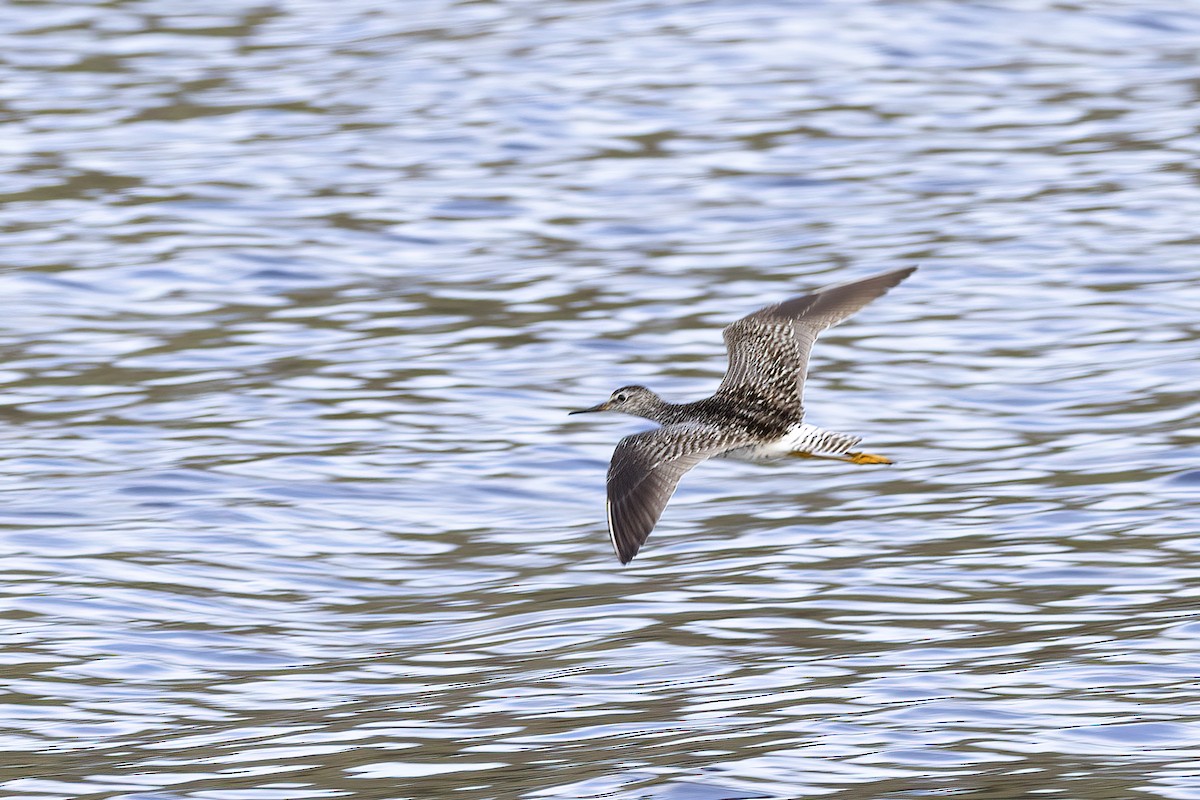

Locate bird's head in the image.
[570,385,664,420]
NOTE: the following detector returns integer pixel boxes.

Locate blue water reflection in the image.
[1,1,1199,799]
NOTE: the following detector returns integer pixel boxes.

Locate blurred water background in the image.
[2,1,1199,798]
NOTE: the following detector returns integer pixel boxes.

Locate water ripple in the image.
[1,0,1198,798]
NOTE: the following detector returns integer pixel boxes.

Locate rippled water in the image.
[3,1,1199,798]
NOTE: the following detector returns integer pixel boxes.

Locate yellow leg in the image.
[848,451,892,465]
[791,450,892,465]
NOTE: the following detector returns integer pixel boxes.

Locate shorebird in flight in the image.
[572,267,915,564]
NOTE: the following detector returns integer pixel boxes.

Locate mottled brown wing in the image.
[605,424,748,565]
[717,267,916,412]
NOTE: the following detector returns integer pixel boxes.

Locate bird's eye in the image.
[615,393,627,402]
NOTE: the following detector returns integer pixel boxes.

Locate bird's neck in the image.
[630,394,677,425]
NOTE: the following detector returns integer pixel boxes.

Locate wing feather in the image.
[605,424,746,564]
[718,267,915,411]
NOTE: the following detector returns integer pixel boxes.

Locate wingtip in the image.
[612,530,647,565]
[849,264,918,297]
[612,539,637,565]
[606,498,635,565]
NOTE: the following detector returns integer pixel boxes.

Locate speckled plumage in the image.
[572,267,916,564]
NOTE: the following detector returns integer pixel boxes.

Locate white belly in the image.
[720,423,862,463]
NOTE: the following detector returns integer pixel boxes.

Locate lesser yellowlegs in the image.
[571,267,915,564]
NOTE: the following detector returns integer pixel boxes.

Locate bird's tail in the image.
[787,425,893,465]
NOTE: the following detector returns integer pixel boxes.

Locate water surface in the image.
[2,1,1199,798]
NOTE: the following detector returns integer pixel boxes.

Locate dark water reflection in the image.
[2,1,1199,798]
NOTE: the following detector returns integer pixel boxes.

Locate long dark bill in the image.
[569,402,609,415]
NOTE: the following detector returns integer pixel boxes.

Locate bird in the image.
[570,266,915,564]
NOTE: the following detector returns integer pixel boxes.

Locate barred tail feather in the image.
[786,425,892,465]
[789,425,862,457]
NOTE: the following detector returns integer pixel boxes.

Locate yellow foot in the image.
[847,451,892,465]
[790,450,893,465]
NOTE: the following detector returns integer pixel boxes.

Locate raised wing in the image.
[605,423,747,564]
[717,267,916,412]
